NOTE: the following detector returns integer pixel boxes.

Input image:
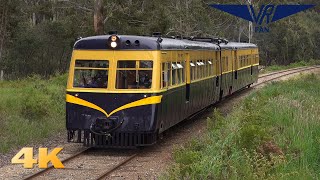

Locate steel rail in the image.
[259,66,319,78]
[95,153,139,180]
[254,66,320,87]
[24,147,91,180]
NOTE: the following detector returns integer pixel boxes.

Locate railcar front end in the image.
[66,35,163,147]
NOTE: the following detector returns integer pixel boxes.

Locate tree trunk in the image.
[52,0,57,22]
[238,26,242,42]
[94,0,104,35]
[32,13,36,26]
[0,70,4,81]
[0,6,8,62]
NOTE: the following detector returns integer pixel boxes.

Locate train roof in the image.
[74,35,257,51]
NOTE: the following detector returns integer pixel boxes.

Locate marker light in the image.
[111,36,117,42]
[111,41,117,48]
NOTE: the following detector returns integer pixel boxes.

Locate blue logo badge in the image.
[210,4,315,33]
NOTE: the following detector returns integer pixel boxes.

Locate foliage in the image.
[0,0,319,78]
[163,74,320,179]
[0,74,67,153]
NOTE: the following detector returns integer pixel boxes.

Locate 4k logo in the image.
[11,147,64,169]
[210,4,315,33]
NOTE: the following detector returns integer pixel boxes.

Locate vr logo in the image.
[250,5,275,25]
[210,4,315,33]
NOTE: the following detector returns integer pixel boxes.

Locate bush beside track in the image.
[163,74,320,179]
[0,74,67,153]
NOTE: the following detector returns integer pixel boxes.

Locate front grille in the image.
[68,130,157,148]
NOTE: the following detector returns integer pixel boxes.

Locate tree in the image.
[94,0,104,35]
[0,0,319,79]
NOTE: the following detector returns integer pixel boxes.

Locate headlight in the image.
[111,42,117,48]
[108,35,120,49]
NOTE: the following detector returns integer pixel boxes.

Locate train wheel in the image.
[158,132,164,140]
[219,90,223,101]
[228,86,232,95]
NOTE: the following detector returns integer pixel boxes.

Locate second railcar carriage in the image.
[66,34,259,148]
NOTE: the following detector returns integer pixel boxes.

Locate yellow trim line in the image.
[66,94,162,117]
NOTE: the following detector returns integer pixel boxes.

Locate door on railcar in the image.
[185,53,190,102]
[233,49,238,91]
[215,50,222,101]
[250,48,256,84]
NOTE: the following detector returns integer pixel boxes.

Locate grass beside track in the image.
[163,74,320,179]
[0,74,67,153]
[260,60,319,74]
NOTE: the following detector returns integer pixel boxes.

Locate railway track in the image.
[95,153,138,180]
[255,65,320,87]
[23,148,139,180]
[24,147,91,180]
[258,65,319,78]
[22,66,320,180]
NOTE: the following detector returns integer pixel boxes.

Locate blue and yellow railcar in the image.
[66,34,259,148]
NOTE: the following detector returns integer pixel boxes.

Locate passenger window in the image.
[208,60,213,76]
[190,61,195,80]
[116,60,153,89]
[118,61,136,68]
[241,56,243,67]
[177,62,183,84]
[172,63,178,85]
[243,56,245,66]
[181,61,185,83]
[75,60,109,68]
[226,57,228,71]
[202,61,205,77]
[162,63,167,88]
[140,61,153,68]
[196,61,203,79]
[222,57,225,72]
[167,63,171,86]
[207,60,210,77]
[215,60,219,75]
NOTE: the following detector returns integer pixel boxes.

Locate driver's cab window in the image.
[73,60,109,88]
[116,60,153,89]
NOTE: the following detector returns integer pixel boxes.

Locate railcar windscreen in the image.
[73,60,109,88]
[116,60,153,89]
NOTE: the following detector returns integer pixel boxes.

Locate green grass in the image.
[163,74,320,179]
[260,60,319,74]
[0,74,67,153]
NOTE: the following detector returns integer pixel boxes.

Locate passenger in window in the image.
[140,73,151,88]
[102,75,108,87]
[96,71,107,88]
[86,77,98,88]
[79,73,87,87]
